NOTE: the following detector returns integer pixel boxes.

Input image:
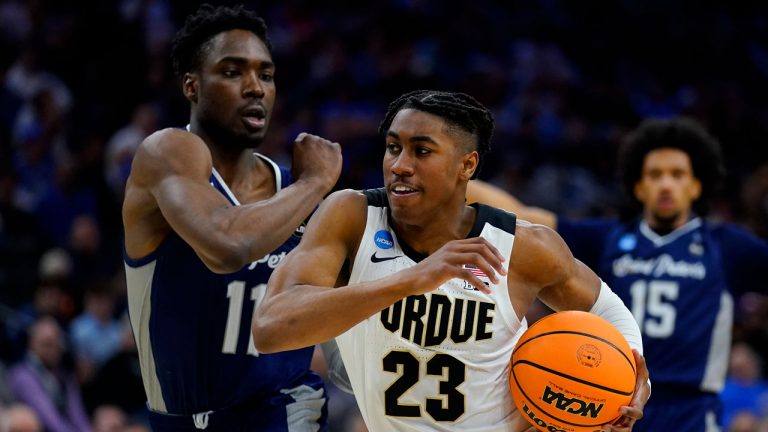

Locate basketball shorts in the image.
[633,387,721,432]
[147,372,328,431]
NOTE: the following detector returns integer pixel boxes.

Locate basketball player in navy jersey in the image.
[467,117,768,431]
[121,4,342,431]
[254,90,650,431]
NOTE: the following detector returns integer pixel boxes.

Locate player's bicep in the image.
[138,130,252,260]
[514,223,600,312]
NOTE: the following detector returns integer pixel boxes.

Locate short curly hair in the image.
[618,117,726,213]
[378,90,495,180]
[170,4,271,77]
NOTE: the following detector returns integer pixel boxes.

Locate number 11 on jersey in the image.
[222,281,267,356]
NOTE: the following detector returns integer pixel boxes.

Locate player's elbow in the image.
[251,315,286,354]
[200,242,251,274]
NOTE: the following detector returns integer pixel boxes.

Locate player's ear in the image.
[690,176,702,201]
[633,180,645,202]
[183,73,199,103]
[459,151,479,181]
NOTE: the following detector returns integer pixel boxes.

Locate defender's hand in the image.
[291,132,342,193]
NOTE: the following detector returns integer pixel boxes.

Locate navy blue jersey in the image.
[124,155,319,416]
[558,217,768,393]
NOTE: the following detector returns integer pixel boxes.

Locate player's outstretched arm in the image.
[253,189,401,352]
[467,180,558,229]
[123,129,341,273]
[253,190,508,353]
[508,222,650,431]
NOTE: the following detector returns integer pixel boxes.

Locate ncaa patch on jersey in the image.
[374,230,394,249]
[618,234,636,251]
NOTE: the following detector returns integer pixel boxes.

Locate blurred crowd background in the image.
[1,0,768,431]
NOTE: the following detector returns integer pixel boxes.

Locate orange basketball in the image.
[509,311,636,432]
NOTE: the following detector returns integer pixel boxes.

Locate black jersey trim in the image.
[363,188,389,208]
[470,203,517,237]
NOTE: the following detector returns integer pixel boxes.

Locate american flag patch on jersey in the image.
[463,264,489,279]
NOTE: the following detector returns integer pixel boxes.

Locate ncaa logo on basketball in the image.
[576,344,602,368]
[374,230,394,249]
[541,386,604,418]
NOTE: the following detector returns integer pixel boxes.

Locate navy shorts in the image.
[148,373,328,432]
[633,386,721,432]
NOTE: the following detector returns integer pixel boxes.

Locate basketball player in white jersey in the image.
[254,90,650,431]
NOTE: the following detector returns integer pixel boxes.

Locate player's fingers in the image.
[620,405,643,420]
[458,269,492,294]
[448,242,506,279]
[469,237,507,269]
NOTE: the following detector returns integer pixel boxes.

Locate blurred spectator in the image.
[120,422,150,432]
[16,248,75,323]
[68,215,118,300]
[4,44,71,113]
[729,411,760,432]
[0,361,12,405]
[7,317,91,432]
[734,292,768,378]
[69,283,122,381]
[104,104,157,198]
[33,160,99,251]
[81,316,146,420]
[4,248,75,361]
[0,163,50,307]
[742,164,768,238]
[13,87,70,168]
[722,343,768,427]
[91,405,126,432]
[0,403,42,432]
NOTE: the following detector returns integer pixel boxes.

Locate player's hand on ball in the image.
[602,350,649,431]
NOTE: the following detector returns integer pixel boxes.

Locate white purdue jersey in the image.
[336,189,529,431]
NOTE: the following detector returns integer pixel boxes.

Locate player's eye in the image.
[223,69,240,77]
[260,72,274,82]
[386,143,401,153]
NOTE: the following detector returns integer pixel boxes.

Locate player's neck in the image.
[643,210,693,235]
[215,155,275,201]
[391,203,475,256]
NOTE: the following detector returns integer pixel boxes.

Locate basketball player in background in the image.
[122,4,342,431]
[466,117,768,431]
[254,90,650,431]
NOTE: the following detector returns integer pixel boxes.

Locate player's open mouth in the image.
[390,184,419,196]
[243,116,265,129]
[242,106,267,129]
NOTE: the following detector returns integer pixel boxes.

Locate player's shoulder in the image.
[325,188,368,205]
[315,189,368,220]
[707,220,766,246]
[510,220,574,280]
[133,128,210,173]
[515,219,567,253]
[305,189,368,244]
[136,128,206,158]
